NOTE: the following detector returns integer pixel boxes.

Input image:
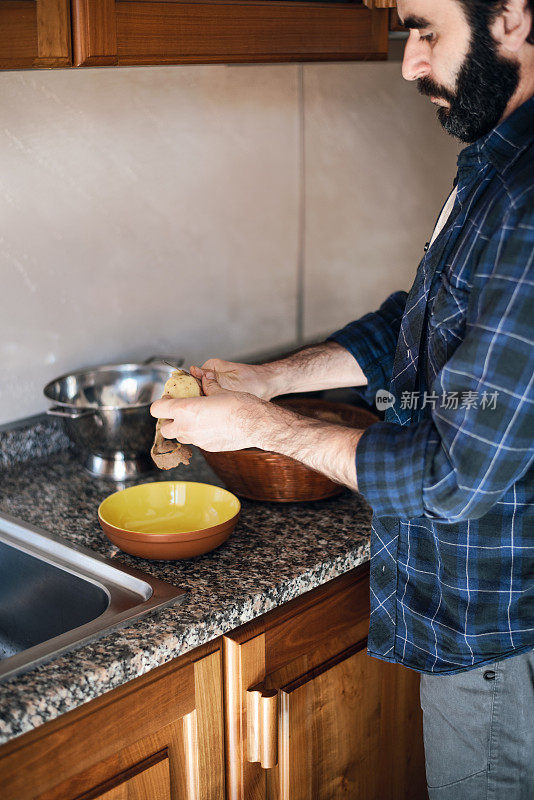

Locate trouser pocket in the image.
[426,769,488,800]
[419,664,497,789]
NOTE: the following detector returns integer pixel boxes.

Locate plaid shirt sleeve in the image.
[326,290,408,406]
[355,200,534,523]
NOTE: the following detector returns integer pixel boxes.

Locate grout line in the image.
[296,63,306,346]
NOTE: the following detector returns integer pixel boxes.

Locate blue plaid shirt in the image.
[328,96,534,674]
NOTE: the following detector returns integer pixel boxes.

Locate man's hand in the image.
[189,341,368,402]
[189,359,277,401]
[150,371,269,452]
[150,371,365,492]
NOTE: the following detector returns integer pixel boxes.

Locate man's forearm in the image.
[255,400,364,492]
[258,341,368,399]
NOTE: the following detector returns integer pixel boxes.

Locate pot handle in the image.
[47,406,96,419]
[144,355,184,369]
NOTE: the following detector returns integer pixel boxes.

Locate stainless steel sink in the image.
[0,511,186,681]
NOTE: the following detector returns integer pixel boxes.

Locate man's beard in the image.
[417,22,520,143]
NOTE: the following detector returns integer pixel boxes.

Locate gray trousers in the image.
[419,648,534,799]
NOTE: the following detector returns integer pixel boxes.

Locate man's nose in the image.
[402,33,431,81]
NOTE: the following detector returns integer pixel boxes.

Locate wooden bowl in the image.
[98,481,240,559]
[200,398,379,503]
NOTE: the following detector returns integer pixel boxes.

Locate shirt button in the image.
[424,242,430,252]
[483,670,496,681]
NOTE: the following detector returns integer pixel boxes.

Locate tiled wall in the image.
[0,45,459,424]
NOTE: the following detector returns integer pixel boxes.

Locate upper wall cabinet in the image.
[0,0,71,68]
[70,0,391,66]
[0,0,398,69]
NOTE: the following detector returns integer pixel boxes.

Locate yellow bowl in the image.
[98,481,240,560]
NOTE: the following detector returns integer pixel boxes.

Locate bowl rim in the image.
[98,480,241,539]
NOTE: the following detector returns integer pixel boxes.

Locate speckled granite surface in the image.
[0,413,73,470]
[0,431,372,746]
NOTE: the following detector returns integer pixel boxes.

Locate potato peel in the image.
[151,370,203,470]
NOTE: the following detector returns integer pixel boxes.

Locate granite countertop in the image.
[0,418,372,746]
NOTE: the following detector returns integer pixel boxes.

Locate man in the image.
[152,1,534,796]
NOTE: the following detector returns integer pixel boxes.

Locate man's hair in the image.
[458,0,534,45]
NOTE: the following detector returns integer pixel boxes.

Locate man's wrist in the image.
[254,362,288,400]
[252,400,293,450]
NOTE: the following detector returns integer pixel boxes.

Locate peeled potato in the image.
[162,371,203,399]
[151,369,203,470]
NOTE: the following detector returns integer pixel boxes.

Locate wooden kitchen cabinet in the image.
[0,643,225,800]
[0,564,426,799]
[0,0,393,70]
[70,0,390,67]
[0,0,71,69]
[224,563,427,800]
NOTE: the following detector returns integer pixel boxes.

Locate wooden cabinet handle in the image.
[246,687,278,769]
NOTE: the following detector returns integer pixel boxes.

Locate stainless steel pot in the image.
[44,356,183,480]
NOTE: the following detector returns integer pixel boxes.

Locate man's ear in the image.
[490,0,532,54]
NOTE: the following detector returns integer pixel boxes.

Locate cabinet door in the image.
[277,643,425,799]
[0,0,71,69]
[224,565,427,800]
[71,0,389,67]
[0,648,225,800]
[82,750,171,800]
